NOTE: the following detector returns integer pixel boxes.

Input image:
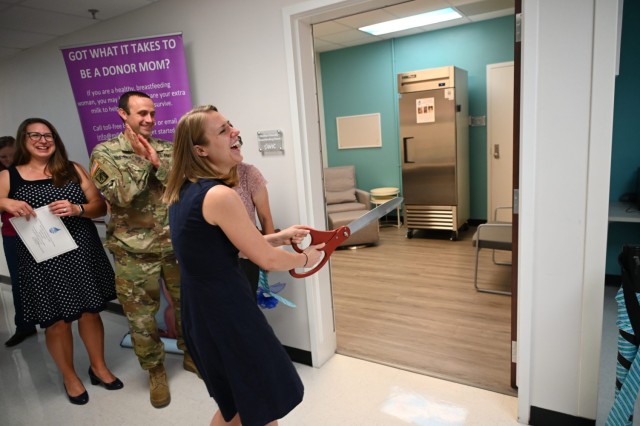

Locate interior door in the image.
[487,62,514,222]
[511,0,522,390]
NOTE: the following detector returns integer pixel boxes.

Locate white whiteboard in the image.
[336,113,381,149]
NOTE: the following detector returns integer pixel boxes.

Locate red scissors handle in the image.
[289,226,350,278]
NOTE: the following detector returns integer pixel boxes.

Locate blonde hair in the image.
[163,105,238,204]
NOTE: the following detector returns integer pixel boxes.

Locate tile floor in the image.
[0,282,629,425]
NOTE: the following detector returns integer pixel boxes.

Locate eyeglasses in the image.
[26,132,54,142]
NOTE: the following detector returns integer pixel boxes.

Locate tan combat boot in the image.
[183,352,202,379]
[149,364,170,408]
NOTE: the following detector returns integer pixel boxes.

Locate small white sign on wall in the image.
[336,113,381,149]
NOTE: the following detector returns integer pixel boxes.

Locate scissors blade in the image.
[347,197,403,235]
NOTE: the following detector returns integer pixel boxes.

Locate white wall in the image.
[517,0,618,422]
[0,0,622,422]
[0,0,326,356]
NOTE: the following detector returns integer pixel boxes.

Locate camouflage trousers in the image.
[112,250,184,370]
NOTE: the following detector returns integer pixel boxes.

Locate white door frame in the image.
[282,1,619,423]
[281,0,409,369]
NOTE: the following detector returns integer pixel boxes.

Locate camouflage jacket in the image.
[90,133,173,255]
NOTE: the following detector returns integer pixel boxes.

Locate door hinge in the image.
[513,189,519,215]
[512,340,517,363]
[515,13,522,43]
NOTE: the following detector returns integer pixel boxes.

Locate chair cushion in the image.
[328,210,379,246]
[326,189,356,205]
[326,202,367,214]
[472,224,512,251]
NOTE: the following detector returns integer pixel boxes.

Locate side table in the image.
[370,187,401,228]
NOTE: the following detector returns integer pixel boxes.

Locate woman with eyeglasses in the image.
[0,118,121,405]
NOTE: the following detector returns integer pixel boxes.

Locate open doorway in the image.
[285,0,620,422]
[311,2,517,395]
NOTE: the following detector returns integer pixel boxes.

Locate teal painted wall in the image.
[320,16,514,220]
[320,42,400,194]
[606,1,640,275]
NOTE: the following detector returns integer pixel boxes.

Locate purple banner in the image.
[61,33,192,154]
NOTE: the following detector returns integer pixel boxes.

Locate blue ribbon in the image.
[257,269,296,309]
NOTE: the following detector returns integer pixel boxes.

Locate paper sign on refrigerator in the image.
[416,97,435,123]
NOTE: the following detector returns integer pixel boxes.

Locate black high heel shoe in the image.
[64,384,89,405]
[88,367,124,390]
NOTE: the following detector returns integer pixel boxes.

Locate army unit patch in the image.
[94,168,109,185]
[91,160,109,185]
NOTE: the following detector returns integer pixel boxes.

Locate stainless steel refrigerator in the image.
[398,66,469,239]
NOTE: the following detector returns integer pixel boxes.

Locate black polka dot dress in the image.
[8,166,116,328]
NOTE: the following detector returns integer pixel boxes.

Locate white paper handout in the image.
[9,206,78,263]
[416,97,435,123]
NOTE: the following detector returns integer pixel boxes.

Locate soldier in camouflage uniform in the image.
[90,91,198,409]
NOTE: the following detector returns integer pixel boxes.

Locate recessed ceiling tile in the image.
[454,0,514,15]
[0,27,56,48]
[321,30,380,45]
[467,9,514,22]
[448,0,487,6]
[342,36,385,48]
[335,9,397,29]
[385,0,451,19]
[21,0,159,20]
[314,38,344,53]
[313,21,352,37]
[415,17,473,33]
[0,6,94,35]
[0,45,21,61]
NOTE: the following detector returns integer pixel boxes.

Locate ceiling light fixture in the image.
[359,7,462,36]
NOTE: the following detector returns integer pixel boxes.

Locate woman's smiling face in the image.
[24,122,56,160]
[196,111,243,171]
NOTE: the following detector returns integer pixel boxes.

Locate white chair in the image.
[471,206,512,295]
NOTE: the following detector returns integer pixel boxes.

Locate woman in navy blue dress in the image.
[164,105,324,426]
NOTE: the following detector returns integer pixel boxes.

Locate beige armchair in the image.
[324,165,379,247]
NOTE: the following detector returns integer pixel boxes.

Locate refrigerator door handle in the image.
[403,137,415,163]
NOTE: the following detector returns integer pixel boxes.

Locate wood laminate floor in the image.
[330,224,516,396]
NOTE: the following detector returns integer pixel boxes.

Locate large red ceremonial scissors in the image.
[289,197,403,278]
